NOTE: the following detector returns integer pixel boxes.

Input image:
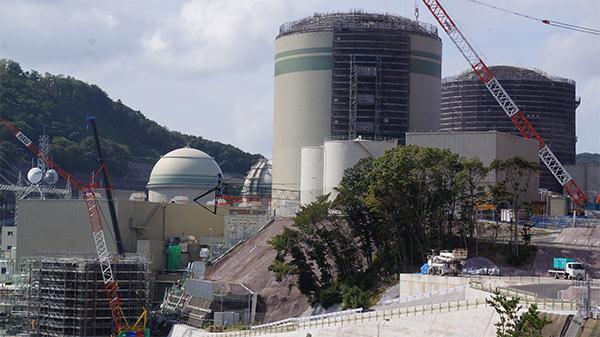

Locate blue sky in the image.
[1,0,598,158]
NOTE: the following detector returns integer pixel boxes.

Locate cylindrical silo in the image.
[273,11,442,195]
[300,146,324,205]
[440,66,578,192]
[323,139,396,200]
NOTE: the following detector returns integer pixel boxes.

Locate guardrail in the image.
[207,281,578,336]
[469,280,578,311]
[216,298,490,336]
[251,308,363,330]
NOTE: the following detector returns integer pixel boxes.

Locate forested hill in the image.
[576,153,600,165]
[0,59,263,177]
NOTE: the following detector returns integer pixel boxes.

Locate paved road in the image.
[512,281,573,299]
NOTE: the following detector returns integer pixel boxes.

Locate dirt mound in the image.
[205,219,309,323]
[464,256,498,270]
[554,228,600,246]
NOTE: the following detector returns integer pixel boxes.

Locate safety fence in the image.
[214,298,492,336]
[469,280,578,311]
[205,282,579,336]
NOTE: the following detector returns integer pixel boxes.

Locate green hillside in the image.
[576,153,600,165]
[0,59,263,177]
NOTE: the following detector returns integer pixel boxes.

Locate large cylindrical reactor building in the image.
[440,66,578,192]
[273,11,442,191]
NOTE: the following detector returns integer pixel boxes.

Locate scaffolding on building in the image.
[440,65,578,192]
[19,255,150,337]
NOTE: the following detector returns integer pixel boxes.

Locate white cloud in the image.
[231,92,274,157]
[141,0,308,74]
[540,24,600,153]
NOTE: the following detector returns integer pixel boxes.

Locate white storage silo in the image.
[323,139,396,200]
[300,146,324,205]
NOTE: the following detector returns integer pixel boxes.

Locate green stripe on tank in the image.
[275,55,332,76]
[410,58,441,78]
[410,50,442,62]
[275,47,333,60]
[148,174,220,186]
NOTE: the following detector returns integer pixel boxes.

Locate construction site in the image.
[1,0,600,337]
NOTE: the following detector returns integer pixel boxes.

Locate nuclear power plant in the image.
[272,11,442,193]
[1,5,598,336]
[440,66,578,192]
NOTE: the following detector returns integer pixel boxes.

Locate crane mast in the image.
[0,116,124,332]
[422,0,591,208]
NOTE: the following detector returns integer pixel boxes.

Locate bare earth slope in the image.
[205,219,309,323]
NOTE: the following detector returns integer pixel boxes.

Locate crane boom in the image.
[0,116,123,332]
[422,0,590,208]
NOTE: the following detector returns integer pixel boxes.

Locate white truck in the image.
[427,249,467,276]
[548,258,585,280]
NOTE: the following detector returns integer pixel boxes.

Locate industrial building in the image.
[12,147,275,308]
[241,159,272,198]
[440,66,578,192]
[147,147,223,204]
[406,131,540,202]
[300,138,396,204]
[272,11,442,193]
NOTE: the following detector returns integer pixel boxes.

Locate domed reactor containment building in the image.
[440,66,579,192]
[147,147,223,204]
[273,11,442,191]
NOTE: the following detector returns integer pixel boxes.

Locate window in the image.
[6,246,12,250]
[7,231,13,236]
[1,268,5,274]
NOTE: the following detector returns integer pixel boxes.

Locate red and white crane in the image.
[0,116,125,332]
[422,0,600,210]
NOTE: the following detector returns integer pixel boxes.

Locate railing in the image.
[214,299,488,336]
[469,280,578,311]
[203,281,580,336]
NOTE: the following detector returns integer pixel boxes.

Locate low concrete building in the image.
[16,199,226,265]
[406,131,540,201]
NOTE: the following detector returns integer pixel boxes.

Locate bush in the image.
[317,286,341,308]
[340,285,369,309]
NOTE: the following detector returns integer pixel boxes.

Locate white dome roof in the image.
[147,147,222,188]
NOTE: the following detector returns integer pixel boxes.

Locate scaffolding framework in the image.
[23,256,150,337]
[440,66,577,192]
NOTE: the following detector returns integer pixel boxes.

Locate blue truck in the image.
[548,258,585,280]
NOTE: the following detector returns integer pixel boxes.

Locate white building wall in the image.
[300,146,324,205]
[272,32,333,192]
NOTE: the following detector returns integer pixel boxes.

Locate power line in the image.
[466,0,600,36]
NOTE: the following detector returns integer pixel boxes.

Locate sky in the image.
[1,0,598,159]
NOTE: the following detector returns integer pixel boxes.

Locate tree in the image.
[365,145,461,269]
[487,291,551,337]
[490,157,538,254]
[486,291,521,337]
[515,304,551,337]
[268,195,362,304]
[456,156,489,251]
[333,157,378,269]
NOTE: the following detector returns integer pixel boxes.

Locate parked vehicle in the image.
[427,249,467,276]
[548,258,585,280]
